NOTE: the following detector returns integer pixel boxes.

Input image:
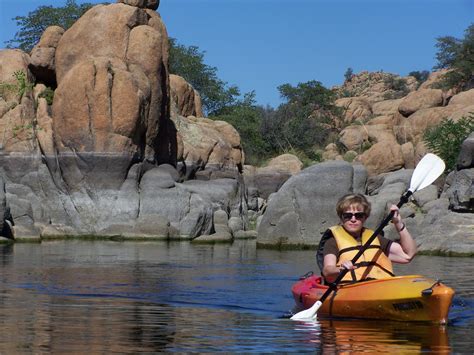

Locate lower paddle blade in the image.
[290,301,322,321]
[409,153,445,193]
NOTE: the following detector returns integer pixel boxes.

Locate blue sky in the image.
[1,0,473,108]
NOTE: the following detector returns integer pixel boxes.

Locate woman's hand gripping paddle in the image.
[290,153,445,321]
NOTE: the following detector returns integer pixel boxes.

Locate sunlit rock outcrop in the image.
[0,2,247,242]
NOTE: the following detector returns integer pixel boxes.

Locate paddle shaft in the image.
[318,191,413,305]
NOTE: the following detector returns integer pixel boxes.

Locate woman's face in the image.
[340,203,367,237]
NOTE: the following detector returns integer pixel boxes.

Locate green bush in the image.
[383,76,410,99]
[423,114,474,171]
[0,70,33,101]
[211,92,273,166]
[343,150,358,162]
[361,140,373,152]
[39,86,55,105]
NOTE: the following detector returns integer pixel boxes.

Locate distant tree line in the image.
[4,1,473,166]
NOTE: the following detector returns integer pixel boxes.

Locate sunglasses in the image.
[341,212,366,221]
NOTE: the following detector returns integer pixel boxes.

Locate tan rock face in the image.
[401,142,415,169]
[365,124,395,143]
[339,125,369,151]
[418,69,450,90]
[371,98,403,116]
[170,74,204,117]
[398,89,443,117]
[397,105,464,144]
[266,154,303,175]
[335,97,372,123]
[448,89,474,106]
[56,4,147,82]
[0,49,32,103]
[0,49,37,153]
[54,3,170,161]
[367,114,399,126]
[449,104,474,121]
[36,98,55,155]
[52,57,150,154]
[173,115,243,170]
[29,26,64,86]
[357,139,404,175]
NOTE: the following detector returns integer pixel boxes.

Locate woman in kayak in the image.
[318,193,417,283]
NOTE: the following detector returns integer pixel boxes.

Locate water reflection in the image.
[316,319,450,354]
[0,241,471,352]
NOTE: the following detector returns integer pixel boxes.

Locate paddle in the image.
[290,153,445,321]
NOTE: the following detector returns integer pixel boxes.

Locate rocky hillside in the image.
[324,70,474,176]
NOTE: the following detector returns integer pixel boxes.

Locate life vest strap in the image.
[354,261,395,277]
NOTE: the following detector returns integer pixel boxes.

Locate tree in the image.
[267,80,341,162]
[169,38,240,116]
[434,23,474,89]
[408,70,430,84]
[211,92,272,165]
[423,114,474,171]
[5,0,96,52]
[344,67,354,82]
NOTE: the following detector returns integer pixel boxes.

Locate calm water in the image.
[0,240,472,353]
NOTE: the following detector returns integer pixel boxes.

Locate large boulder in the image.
[170,74,204,118]
[243,153,304,201]
[52,3,172,199]
[418,69,450,90]
[398,89,444,117]
[415,210,474,256]
[243,165,291,200]
[173,115,243,173]
[443,168,474,212]
[266,154,303,175]
[396,105,463,144]
[448,88,474,107]
[339,125,368,151]
[457,132,474,169]
[335,97,373,124]
[372,98,403,116]
[257,161,368,247]
[356,125,404,175]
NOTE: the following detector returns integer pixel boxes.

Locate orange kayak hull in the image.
[292,275,454,324]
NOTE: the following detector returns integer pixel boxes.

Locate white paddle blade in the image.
[290,301,322,321]
[409,153,445,193]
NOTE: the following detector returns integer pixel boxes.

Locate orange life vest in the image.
[330,225,394,282]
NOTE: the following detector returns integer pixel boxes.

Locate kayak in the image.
[291,274,455,324]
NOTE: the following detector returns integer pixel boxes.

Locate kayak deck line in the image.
[291,274,455,324]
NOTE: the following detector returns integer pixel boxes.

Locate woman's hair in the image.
[336,193,371,218]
